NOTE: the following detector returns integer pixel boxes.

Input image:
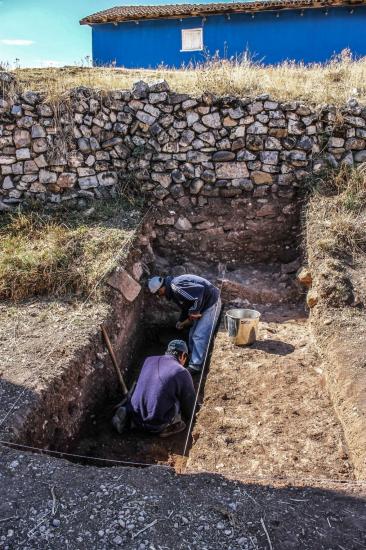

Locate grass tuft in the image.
[0,199,141,302]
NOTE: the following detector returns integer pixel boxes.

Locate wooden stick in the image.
[261,518,273,550]
[101,325,128,395]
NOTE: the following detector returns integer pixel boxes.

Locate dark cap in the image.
[166,339,188,355]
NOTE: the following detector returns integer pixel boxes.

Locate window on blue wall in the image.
[181,28,203,52]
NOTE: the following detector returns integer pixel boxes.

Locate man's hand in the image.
[176,318,192,330]
[188,313,202,320]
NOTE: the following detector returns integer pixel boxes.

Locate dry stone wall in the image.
[1,73,366,262]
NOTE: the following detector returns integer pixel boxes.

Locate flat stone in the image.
[247,122,268,135]
[24,160,38,173]
[78,167,96,177]
[107,268,141,302]
[136,110,156,126]
[132,80,149,99]
[212,151,235,162]
[39,169,57,184]
[102,137,123,149]
[149,92,168,104]
[14,129,31,148]
[202,112,221,129]
[237,150,257,161]
[15,147,30,160]
[288,119,306,135]
[307,289,318,308]
[98,171,118,186]
[31,125,46,139]
[0,156,16,165]
[232,138,246,152]
[152,172,171,188]
[180,129,195,146]
[37,104,53,117]
[190,179,204,194]
[78,175,98,189]
[216,162,249,179]
[354,150,366,162]
[2,176,14,190]
[57,172,77,188]
[29,181,47,193]
[187,111,200,126]
[297,267,312,287]
[175,216,192,231]
[148,79,170,93]
[250,170,273,185]
[260,151,279,165]
[345,138,365,150]
[33,138,48,153]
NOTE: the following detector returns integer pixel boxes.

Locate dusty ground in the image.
[0,446,365,550]
[188,304,354,482]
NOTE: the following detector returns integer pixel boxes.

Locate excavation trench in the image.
[69,323,208,469]
[3,261,355,481]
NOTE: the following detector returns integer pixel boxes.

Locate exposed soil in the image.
[188,304,354,482]
[0,300,109,441]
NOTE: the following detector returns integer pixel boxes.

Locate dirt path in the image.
[187,305,354,481]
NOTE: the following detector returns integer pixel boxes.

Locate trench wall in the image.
[8,236,153,451]
[1,74,366,262]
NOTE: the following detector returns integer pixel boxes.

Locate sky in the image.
[0,0,218,68]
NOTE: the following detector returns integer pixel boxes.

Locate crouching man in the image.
[148,274,221,376]
[112,340,195,438]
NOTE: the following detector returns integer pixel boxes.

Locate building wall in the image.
[91,6,366,68]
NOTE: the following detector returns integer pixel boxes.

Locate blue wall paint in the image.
[92,6,366,68]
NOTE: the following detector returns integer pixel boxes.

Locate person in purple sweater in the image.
[112,340,195,438]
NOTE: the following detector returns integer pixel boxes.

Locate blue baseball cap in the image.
[166,339,188,355]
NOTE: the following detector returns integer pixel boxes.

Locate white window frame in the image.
[181,28,203,52]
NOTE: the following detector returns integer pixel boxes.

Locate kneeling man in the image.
[112,340,195,438]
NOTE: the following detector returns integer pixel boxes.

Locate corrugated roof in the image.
[80,0,364,24]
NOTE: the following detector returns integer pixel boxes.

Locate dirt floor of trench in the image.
[187,303,354,482]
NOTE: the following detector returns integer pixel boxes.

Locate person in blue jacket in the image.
[148,274,221,375]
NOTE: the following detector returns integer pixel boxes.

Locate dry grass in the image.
[306,164,366,259]
[305,165,366,308]
[0,200,140,302]
[8,50,366,105]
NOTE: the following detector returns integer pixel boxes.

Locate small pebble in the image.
[217,521,225,530]
[52,519,60,527]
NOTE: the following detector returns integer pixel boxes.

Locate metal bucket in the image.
[225,308,261,346]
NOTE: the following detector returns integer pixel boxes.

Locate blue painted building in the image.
[80,1,366,68]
